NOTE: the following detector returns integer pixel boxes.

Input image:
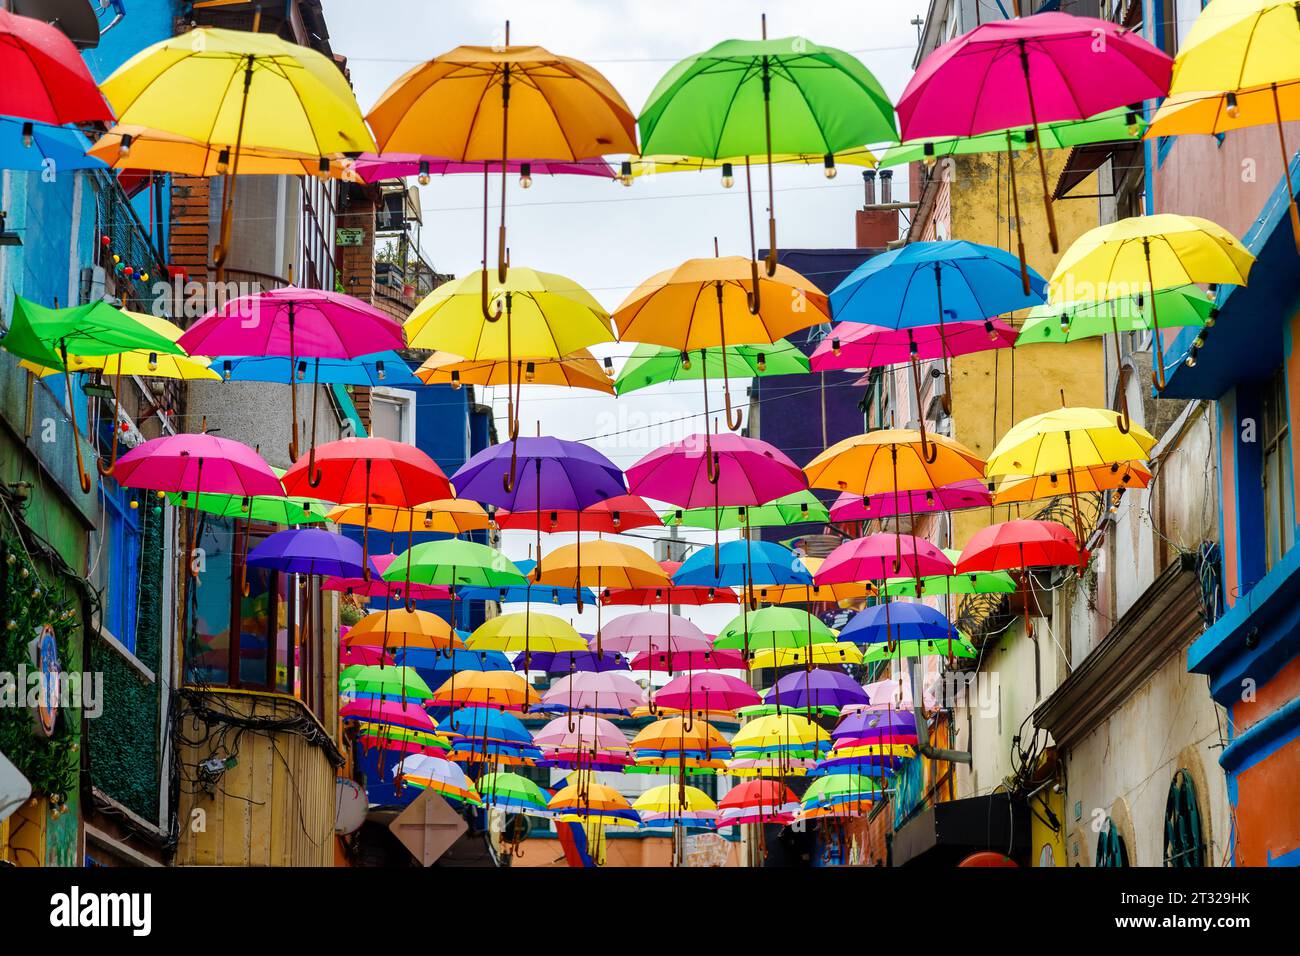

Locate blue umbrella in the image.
[456,559,596,606]
[673,540,811,589]
[837,601,955,645]
[0,118,105,173]
[443,707,533,745]
[246,527,364,578]
[212,351,421,386]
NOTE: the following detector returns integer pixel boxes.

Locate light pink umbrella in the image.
[597,612,712,655]
[178,286,406,462]
[829,480,991,522]
[541,671,646,719]
[533,714,628,751]
[655,672,760,725]
[348,154,614,183]
[816,534,954,584]
[810,320,1015,372]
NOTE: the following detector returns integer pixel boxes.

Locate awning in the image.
[892,793,1030,866]
[1053,141,1140,200]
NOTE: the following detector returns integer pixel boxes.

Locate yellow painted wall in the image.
[1031,786,1068,867]
[946,149,1107,549]
[174,690,338,867]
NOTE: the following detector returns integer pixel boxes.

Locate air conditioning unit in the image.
[79,265,106,304]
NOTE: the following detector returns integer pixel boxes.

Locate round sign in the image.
[33,625,59,738]
[335,778,367,835]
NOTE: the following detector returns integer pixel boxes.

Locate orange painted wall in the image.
[1232,734,1300,867]
[1235,656,1300,733]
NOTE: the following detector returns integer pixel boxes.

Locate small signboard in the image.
[335,228,365,247]
[389,791,467,866]
[30,625,59,738]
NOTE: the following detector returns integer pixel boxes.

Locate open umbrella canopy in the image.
[634,785,718,827]
[628,433,807,510]
[834,708,919,743]
[629,647,746,672]
[750,642,862,669]
[614,340,809,395]
[1016,285,1216,346]
[457,559,596,606]
[477,772,552,816]
[327,499,491,535]
[549,778,640,825]
[451,436,625,512]
[428,670,540,711]
[662,490,829,531]
[540,671,646,716]
[655,672,760,714]
[993,461,1153,505]
[0,9,113,125]
[601,560,739,607]
[322,553,452,601]
[350,154,614,182]
[535,540,671,590]
[166,466,331,525]
[838,602,957,645]
[755,555,875,604]
[1,297,184,368]
[714,606,837,651]
[673,540,812,589]
[828,480,991,522]
[211,351,421,387]
[986,407,1157,478]
[245,527,364,578]
[533,714,629,752]
[597,612,712,655]
[817,534,955,583]
[280,437,453,506]
[805,429,985,498]
[340,664,435,701]
[809,319,1017,371]
[86,124,360,176]
[383,539,526,588]
[343,608,462,651]
[496,494,662,534]
[861,638,976,662]
[630,717,732,760]
[765,669,869,710]
[395,755,482,805]
[442,707,533,746]
[630,147,876,177]
[515,650,631,674]
[116,433,283,497]
[100,26,375,157]
[414,349,615,394]
[883,548,1018,597]
[955,520,1083,573]
[340,698,438,733]
[466,612,587,654]
[1155,0,1299,98]
[717,779,799,824]
[732,713,831,752]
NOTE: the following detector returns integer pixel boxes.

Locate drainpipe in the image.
[909,657,971,763]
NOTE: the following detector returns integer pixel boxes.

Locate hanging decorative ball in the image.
[123,266,134,277]
[140,273,150,283]
[19,566,29,578]
[100,235,110,246]
[5,553,14,565]
[114,262,126,273]
[129,499,139,510]
[112,253,121,263]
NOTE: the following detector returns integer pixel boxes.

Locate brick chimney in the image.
[855,169,899,249]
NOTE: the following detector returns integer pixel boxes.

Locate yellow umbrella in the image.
[1049,214,1255,389]
[612,254,829,439]
[630,147,876,180]
[749,642,862,669]
[366,30,637,319]
[466,611,588,666]
[414,349,614,395]
[101,27,375,276]
[405,268,614,442]
[1147,1,1300,251]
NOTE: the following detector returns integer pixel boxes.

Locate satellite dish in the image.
[10,0,101,49]
[0,750,33,825]
[334,777,367,835]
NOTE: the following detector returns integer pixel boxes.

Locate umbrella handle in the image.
[95,360,126,477]
[501,438,518,493]
[62,363,92,495]
[765,220,778,277]
[306,444,324,488]
[1005,135,1032,296]
[724,394,744,432]
[706,446,720,485]
[746,257,763,315]
[920,432,939,464]
[480,271,504,323]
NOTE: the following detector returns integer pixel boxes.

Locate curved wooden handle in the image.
[480,271,504,323]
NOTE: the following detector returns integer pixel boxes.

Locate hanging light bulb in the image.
[424,510,433,528]
[707,587,716,600]
[375,360,385,381]
[519,162,532,189]
[909,337,919,358]
[831,337,841,357]
[612,511,621,529]
[297,360,308,380]
[861,495,870,510]
[147,352,159,371]
[450,369,462,389]
[1185,348,1199,368]
[922,142,936,167]
[301,501,311,516]
[418,160,430,186]
[216,147,230,175]
[720,162,734,188]
[822,153,837,179]
[1205,306,1218,329]
[619,160,633,186]
[222,360,232,381]
[1193,329,1208,349]
[680,351,691,370]
[925,490,934,505]
[524,361,536,383]
[756,352,766,372]
[1225,92,1240,119]
[654,588,663,601]
[240,496,250,512]
[984,319,999,342]
[673,509,683,524]
[603,356,615,377]
[317,157,330,179]
[1059,311,1071,334]
[119,134,133,158]
[21,122,33,149]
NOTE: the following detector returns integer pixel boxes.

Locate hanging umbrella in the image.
[467,610,586,676]
[245,527,364,578]
[327,499,491,536]
[166,465,331,526]
[630,147,876,179]
[349,154,613,183]
[809,319,1016,372]
[343,608,462,651]
[598,611,711,710]
[395,755,482,805]
[731,713,832,758]
[601,560,739,607]
[629,647,746,673]
[515,649,630,675]
[0,9,112,124]
[883,548,1018,598]
[833,708,919,744]
[457,558,596,607]
[630,717,733,765]
[634,785,719,829]
[20,309,214,381]
[1017,285,1215,346]
[639,22,897,276]
[828,480,991,523]
[341,699,438,732]
[613,257,829,434]
[101,27,375,276]
[0,117,103,172]
[714,606,837,654]
[87,124,358,177]
[673,540,812,597]
[755,555,875,605]
[1146,0,1300,251]
[477,771,553,817]
[414,348,614,395]
[717,779,799,826]
[428,670,539,712]
[341,664,434,701]
[280,436,453,591]
[993,461,1153,507]
[806,429,985,496]
[861,638,976,663]
[655,672,760,724]
[496,494,662,535]
[896,12,1171,259]
[749,642,862,669]
[1049,214,1254,389]
[765,669,868,711]
[548,777,641,828]
[614,339,809,396]
[534,540,671,650]
[179,288,405,462]
[212,351,421,388]
[366,31,637,321]
[539,672,646,718]
[830,242,1047,442]
[383,537,526,628]
[817,534,954,583]
[957,518,1084,634]
[838,601,957,647]
[321,552,452,602]
[662,490,828,531]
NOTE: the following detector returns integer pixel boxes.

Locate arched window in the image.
[1096,818,1129,867]
[1164,769,1207,867]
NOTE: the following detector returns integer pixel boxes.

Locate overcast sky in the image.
[321,0,929,634]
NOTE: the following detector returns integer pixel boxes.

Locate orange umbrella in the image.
[429,670,540,712]
[414,349,615,394]
[343,608,463,651]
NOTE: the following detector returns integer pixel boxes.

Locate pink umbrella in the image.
[897,11,1170,266]
[341,643,392,667]
[322,553,452,601]
[597,612,712,655]
[178,286,407,461]
[816,534,954,584]
[533,714,628,751]
[829,480,991,522]
[629,647,746,673]
[655,672,760,727]
[348,154,614,184]
[810,320,1015,372]
[340,698,438,732]
[358,735,446,758]
[541,671,646,720]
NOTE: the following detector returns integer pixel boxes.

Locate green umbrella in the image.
[714,606,836,651]
[384,538,526,622]
[615,340,808,396]
[884,548,1016,597]
[662,490,828,531]
[860,636,976,663]
[357,725,452,752]
[1016,284,1214,346]
[340,664,434,700]
[877,106,1145,168]
[166,468,331,526]
[639,27,897,279]
[802,771,889,808]
[478,771,551,815]
[738,702,840,719]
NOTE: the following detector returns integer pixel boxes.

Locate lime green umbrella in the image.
[0,296,184,368]
[738,702,840,719]
[877,106,1145,168]
[714,606,836,651]
[884,548,1016,597]
[662,490,828,531]
[639,30,897,278]
[861,636,976,662]
[478,771,552,816]
[340,664,434,699]
[1015,284,1214,346]
[165,467,330,525]
[615,340,808,396]
[383,539,525,588]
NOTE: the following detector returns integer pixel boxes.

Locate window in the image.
[96,480,142,653]
[1164,769,1207,866]
[1261,366,1295,571]
[1096,817,1130,867]
[369,388,415,444]
[1160,0,1202,56]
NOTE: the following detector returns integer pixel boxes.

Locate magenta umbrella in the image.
[829,480,991,522]
[810,320,1015,372]
[178,286,406,461]
[348,154,614,184]
[656,672,760,730]
[816,534,954,584]
[896,11,1171,260]
[340,698,438,732]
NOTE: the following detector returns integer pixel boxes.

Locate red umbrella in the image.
[281,437,452,587]
[955,519,1084,635]
[0,10,112,125]
[718,779,799,826]
[494,493,662,534]
[600,560,739,607]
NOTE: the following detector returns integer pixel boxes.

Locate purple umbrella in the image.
[764,669,870,713]
[832,708,918,745]
[348,154,615,184]
[246,528,365,578]
[513,649,630,674]
[451,436,626,609]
